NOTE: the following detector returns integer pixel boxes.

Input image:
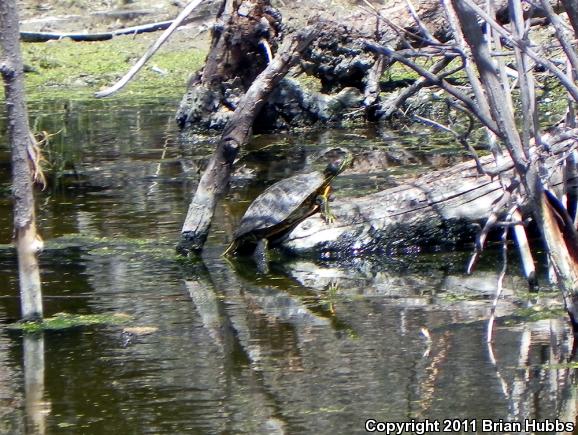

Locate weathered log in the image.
[279,147,567,257]
[175,0,571,131]
[177,26,319,255]
[281,156,499,256]
[176,0,456,131]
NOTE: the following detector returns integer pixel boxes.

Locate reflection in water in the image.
[0,97,578,433]
[24,335,48,435]
[183,261,289,434]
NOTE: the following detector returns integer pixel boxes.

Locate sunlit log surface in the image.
[281,148,567,256]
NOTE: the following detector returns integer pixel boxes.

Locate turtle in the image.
[223,148,352,262]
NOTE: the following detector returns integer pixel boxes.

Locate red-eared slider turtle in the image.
[224,148,352,260]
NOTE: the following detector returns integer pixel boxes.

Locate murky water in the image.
[0,96,576,434]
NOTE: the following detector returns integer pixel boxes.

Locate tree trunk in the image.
[178,26,319,255]
[0,0,43,320]
[176,0,282,130]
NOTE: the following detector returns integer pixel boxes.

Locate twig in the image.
[461,0,578,102]
[403,0,439,43]
[364,41,502,136]
[487,207,515,343]
[360,0,449,48]
[382,56,454,119]
[537,0,578,75]
[467,180,519,273]
[413,114,486,175]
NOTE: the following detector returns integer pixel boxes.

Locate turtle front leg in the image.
[317,185,335,224]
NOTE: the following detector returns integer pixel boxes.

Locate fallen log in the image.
[175,0,569,130]
[279,144,569,257]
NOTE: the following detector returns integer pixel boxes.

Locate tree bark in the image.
[1,0,43,320]
[561,0,578,37]
[176,0,282,130]
[177,26,319,255]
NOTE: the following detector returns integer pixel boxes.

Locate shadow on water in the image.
[1,97,578,433]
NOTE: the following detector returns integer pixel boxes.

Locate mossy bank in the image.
[18,31,207,101]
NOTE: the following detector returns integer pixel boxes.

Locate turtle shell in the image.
[233,170,327,244]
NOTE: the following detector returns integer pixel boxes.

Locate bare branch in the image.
[413,114,487,175]
[537,0,578,74]
[467,180,519,274]
[560,0,578,41]
[461,0,578,102]
[360,0,448,48]
[364,42,502,136]
[510,0,540,151]
[381,56,454,118]
[442,0,505,162]
[487,208,513,343]
[20,20,174,42]
[512,209,537,286]
[95,0,205,98]
[452,0,531,185]
[403,0,439,43]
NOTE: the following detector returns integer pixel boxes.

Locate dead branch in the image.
[95,0,205,98]
[511,0,539,151]
[512,209,537,286]
[538,0,578,77]
[413,113,486,176]
[20,20,174,43]
[381,56,453,119]
[364,41,502,136]
[461,0,578,102]
[178,26,319,255]
[560,0,578,37]
[467,179,518,274]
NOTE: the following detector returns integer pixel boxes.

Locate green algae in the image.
[20,34,207,100]
[9,312,132,333]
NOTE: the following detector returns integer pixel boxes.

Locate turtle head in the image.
[323,149,353,177]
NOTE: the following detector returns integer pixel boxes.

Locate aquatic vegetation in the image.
[511,306,566,323]
[9,312,132,333]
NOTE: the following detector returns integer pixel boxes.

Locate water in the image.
[0,96,576,434]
